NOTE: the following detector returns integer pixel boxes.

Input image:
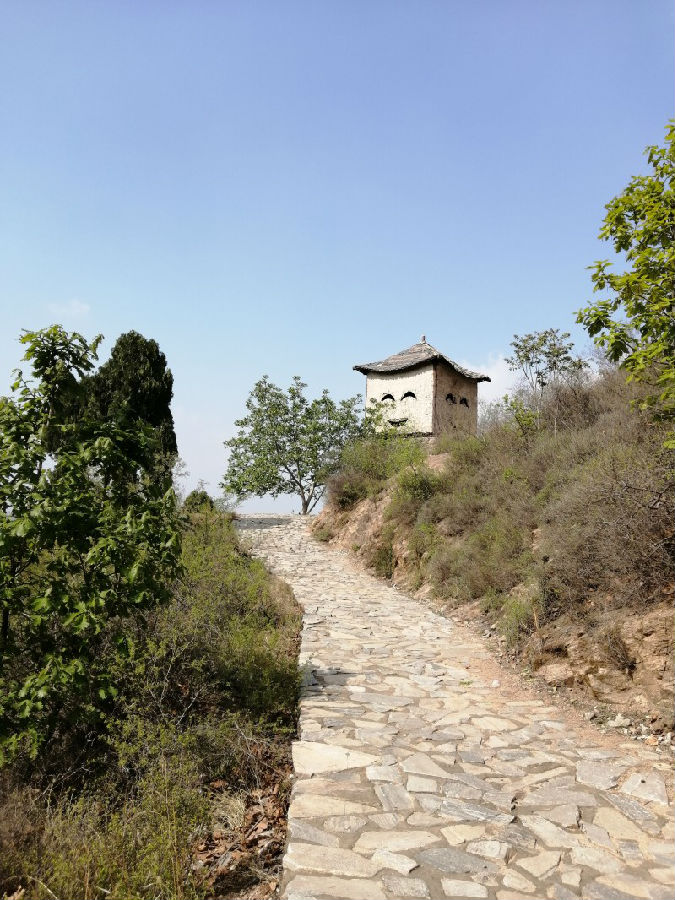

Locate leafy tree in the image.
[184,488,215,512]
[506,329,585,433]
[577,122,675,443]
[223,376,363,514]
[506,329,584,398]
[0,326,181,762]
[85,330,178,460]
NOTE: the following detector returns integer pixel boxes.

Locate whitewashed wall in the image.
[366,364,435,434]
[434,365,478,434]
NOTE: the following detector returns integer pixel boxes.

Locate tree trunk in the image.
[300,495,309,515]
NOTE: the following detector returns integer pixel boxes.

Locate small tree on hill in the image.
[223,376,363,514]
[577,122,675,445]
[184,488,215,512]
[506,329,585,434]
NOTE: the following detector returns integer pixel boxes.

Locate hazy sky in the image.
[1,2,672,511]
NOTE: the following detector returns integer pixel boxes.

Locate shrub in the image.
[396,465,441,503]
[1,741,209,900]
[427,517,531,603]
[328,470,370,510]
[372,544,394,579]
[0,510,301,899]
[499,586,542,648]
[327,433,425,510]
[599,624,637,674]
[313,525,334,542]
[183,488,215,511]
[338,433,424,482]
[538,436,672,611]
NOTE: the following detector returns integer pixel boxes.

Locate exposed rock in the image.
[539,804,579,828]
[366,765,402,782]
[292,741,378,774]
[502,870,536,893]
[400,751,451,777]
[289,794,377,818]
[286,875,386,900]
[607,713,632,729]
[382,873,430,898]
[289,821,340,847]
[516,850,561,877]
[418,846,499,875]
[441,879,489,898]
[594,806,647,843]
[323,815,368,833]
[465,840,510,860]
[570,846,623,873]
[576,759,626,790]
[354,830,440,853]
[407,775,438,793]
[374,783,415,811]
[539,662,575,687]
[518,815,581,849]
[621,772,668,806]
[370,849,418,874]
[441,823,486,845]
[606,793,661,835]
[285,843,381,877]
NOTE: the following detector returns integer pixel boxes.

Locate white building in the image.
[354,337,490,436]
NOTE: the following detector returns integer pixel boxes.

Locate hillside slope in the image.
[315,369,674,736]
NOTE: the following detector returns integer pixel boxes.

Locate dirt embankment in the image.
[314,488,674,742]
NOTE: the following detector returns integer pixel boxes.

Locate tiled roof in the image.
[353,339,491,382]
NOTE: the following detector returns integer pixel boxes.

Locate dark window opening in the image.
[446,392,456,404]
[381,393,395,401]
[460,397,469,407]
[401,391,416,400]
[388,417,408,427]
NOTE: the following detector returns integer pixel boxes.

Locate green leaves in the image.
[84,330,178,461]
[223,376,364,513]
[577,121,675,444]
[0,326,182,763]
[506,329,585,397]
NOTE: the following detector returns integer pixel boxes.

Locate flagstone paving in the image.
[236,515,674,900]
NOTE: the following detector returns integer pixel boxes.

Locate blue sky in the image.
[1,2,672,511]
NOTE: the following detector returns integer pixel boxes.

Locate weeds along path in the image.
[236,515,674,900]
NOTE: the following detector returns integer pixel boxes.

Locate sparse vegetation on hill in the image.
[320,362,674,728]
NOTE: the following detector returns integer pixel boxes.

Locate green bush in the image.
[340,432,425,481]
[328,432,426,509]
[328,471,370,510]
[183,488,215,511]
[0,510,301,899]
[396,465,441,503]
[499,588,542,647]
[372,545,394,579]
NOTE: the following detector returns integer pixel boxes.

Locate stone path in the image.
[236,515,674,900]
